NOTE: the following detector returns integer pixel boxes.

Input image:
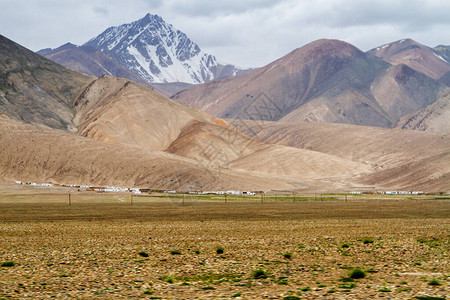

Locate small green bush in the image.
[170,250,182,255]
[1,261,15,267]
[428,278,441,286]
[231,292,241,298]
[283,296,301,300]
[251,269,268,279]
[283,252,292,259]
[341,243,350,248]
[362,237,374,244]
[138,251,149,257]
[143,289,153,295]
[379,287,391,292]
[166,277,174,284]
[215,246,224,254]
[201,286,216,290]
[300,286,311,291]
[349,268,366,279]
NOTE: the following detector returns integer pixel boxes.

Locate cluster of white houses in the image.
[13,181,441,195]
[350,191,424,195]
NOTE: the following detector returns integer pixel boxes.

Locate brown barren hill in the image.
[173,39,446,127]
[368,38,450,80]
[396,91,450,133]
[73,75,224,151]
[71,75,371,191]
[229,119,450,192]
[0,34,91,131]
[0,115,301,191]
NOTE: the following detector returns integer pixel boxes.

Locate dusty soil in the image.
[0,196,448,299]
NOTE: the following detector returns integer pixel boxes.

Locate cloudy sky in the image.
[1,0,449,67]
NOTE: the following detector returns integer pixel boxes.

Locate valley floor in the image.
[0,195,449,299]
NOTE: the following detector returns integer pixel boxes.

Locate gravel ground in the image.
[0,200,448,299]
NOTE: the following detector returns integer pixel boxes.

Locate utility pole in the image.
[68,192,71,206]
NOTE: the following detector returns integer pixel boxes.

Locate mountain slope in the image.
[229,119,450,191]
[368,39,450,81]
[173,39,446,127]
[37,43,146,84]
[396,91,450,132]
[0,34,91,131]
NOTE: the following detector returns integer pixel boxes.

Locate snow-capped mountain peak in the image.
[84,13,222,84]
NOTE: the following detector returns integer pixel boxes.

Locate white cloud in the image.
[0,0,449,67]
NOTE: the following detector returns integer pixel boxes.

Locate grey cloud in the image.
[162,0,280,18]
[93,6,109,17]
[0,0,448,68]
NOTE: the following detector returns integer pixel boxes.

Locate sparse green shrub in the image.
[251,269,268,279]
[170,250,182,255]
[362,237,374,244]
[327,289,337,293]
[339,282,357,289]
[379,287,391,292]
[215,246,224,254]
[340,277,354,282]
[283,296,301,300]
[277,276,288,285]
[414,296,446,300]
[428,278,441,286]
[283,252,292,259]
[143,289,153,295]
[231,292,241,298]
[201,286,216,290]
[397,287,412,292]
[160,275,174,283]
[349,268,366,279]
[138,251,149,257]
[341,243,350,248]
[194,249,200,254]
[300,286,311,291]
[166,277,174,284]
[318,284,327,287]
[1,261,15,267]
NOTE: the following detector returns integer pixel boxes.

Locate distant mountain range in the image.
[38,13,249,87]
[173,39,450,129]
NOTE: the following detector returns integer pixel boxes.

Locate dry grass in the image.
[0,195,448,299]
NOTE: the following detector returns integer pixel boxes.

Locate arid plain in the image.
[1,186,448,299]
